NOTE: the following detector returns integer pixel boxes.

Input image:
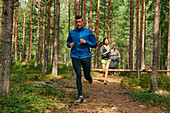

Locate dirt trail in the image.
[56,72,162,113]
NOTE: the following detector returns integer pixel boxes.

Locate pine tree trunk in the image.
[67,0,70,67]
[136,0,140,78]
[151,0,160,92]
[42,0,47,64]
[83,0,86,27]
[52,0,55,66]
[14,6,18,61]
[107,0,111,41]
[86,12,88,28]
[109,20,112,45]
[22,0,26,62]
[35,0,41,66]
[39,24,43,63]
[74,0,76,28]
[103,0,106,38]
[167,0,170,76]
[150,33,152,68]
[129,0,134,76]
[89,0,92,30]
[0,0,13,96]
[49,17,52,64]
[12,7,15,61]
[90,0,93,68]
[140,0,146,70]
[81,0,83,16]
[76,0,80,15]
[49,17,53,64]
[95,0,100,68]
[43,0,51,75]
[29,0,33,60]
[0,0,2,45]
[52,0,60,76]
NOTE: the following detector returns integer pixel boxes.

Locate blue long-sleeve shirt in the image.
[67,26,97,58]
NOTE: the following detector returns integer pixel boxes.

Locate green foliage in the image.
[119,72,129,77]
[129,92,170,111]
[121,73,170,111]
[121,73,170,91]
[0,61,76,112]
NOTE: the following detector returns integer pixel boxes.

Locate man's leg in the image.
[72,58,82,96]
[81,58,92,83]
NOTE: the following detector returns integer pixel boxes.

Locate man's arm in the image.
[67,32,74,48]
[84,30,97,48]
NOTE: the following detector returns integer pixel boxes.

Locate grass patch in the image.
[121,73,170,112]
[121,73,170,91]
[129,92,170,111]
[0,61,76,112]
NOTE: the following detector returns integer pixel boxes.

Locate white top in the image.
[110,49,121,60]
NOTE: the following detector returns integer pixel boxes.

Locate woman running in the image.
[100,38,111,85]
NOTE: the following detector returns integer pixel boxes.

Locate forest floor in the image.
[52,72,163,113]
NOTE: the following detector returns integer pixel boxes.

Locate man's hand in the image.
[80,39,85,43]
[70,42,75,47]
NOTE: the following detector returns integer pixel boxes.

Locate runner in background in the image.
[110,45,121,76]
[100,38,111,85]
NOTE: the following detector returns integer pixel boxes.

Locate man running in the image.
[67,15,97,103]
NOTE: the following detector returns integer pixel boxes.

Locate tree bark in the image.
[0,0,2,45]
[89,0,92,31]
[129,0,134,76]
[0,0,13,96]
[107,0,111,41]
[49,17,53,64]
[12,7,15,61]
[67,0,70,67]
[151,0,160,92]
[83,0,86,27]
[74,0,76,28]
[140,0,146,70]
[22,0,27,62]
[76,0,80,15]
[150,32,152,68]
[52,0,60,76]
[29,0,33,60]
[42,0,47,64]
[81,0,83,16]
[95,0,100,68]
[103,0,106,39]
[168,0,170,76]
[136,0,140,78]
[35,0,41,66]
[43,0,51,75]
[14,6,18,61]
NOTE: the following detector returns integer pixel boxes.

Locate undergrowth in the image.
[120,72,170,112]
[0,61,76,112]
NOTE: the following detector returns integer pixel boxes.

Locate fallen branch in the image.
[81,69,170,72]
